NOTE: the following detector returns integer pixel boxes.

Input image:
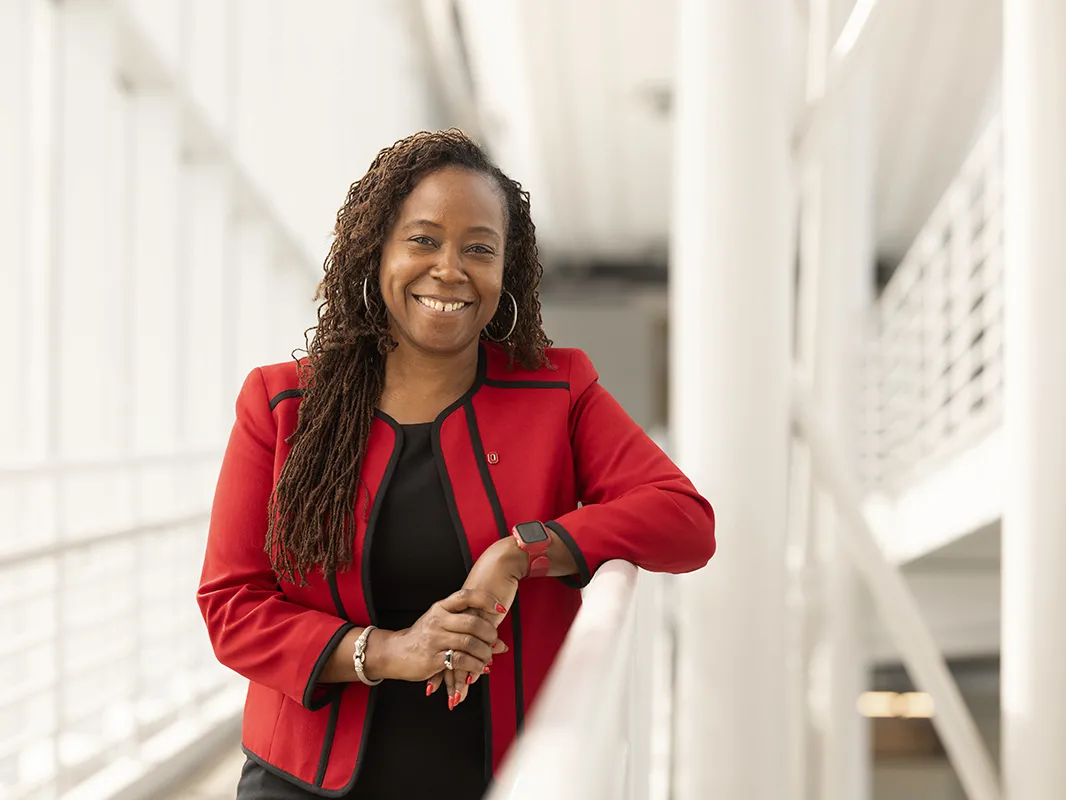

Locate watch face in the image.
[515,521,550,544]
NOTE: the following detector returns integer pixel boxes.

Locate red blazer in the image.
[198,342,715,796]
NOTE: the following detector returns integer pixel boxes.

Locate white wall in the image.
[540,291,665,430]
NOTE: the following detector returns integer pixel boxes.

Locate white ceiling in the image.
[454,0,1002,269]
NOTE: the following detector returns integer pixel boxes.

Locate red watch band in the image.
[512,522,551,579]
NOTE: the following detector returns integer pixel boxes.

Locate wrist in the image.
[490,536,529,581]
[360,627,395,682]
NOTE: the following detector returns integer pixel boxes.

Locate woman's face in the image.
[378,166,506,357]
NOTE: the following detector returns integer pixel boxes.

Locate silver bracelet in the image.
[353,625,383,686]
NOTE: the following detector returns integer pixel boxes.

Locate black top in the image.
[237,422,487,799]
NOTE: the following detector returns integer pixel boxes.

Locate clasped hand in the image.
[381,539,524,709]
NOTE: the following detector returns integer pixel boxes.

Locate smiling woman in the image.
[197,129,716,799]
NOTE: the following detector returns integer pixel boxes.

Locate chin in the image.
[408,329,480,356]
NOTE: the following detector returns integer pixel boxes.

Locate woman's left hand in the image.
[430,537,527,709]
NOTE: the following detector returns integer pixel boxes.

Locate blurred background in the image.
[1,0,1061,798]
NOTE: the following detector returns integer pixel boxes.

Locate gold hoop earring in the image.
[484,290,518,342]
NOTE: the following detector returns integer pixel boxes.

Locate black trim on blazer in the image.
[269,388,303,411]
[463,403,505,778]
[315,695,343,786]
[326,572,349,621]
[422,344,487,572]
[483,378,569,390]
[243,744,351,798]
[336,418,405,794]
[463,401,526,746]
[362,418,405,624]
[292,422,404,796]
[422,355,493,779]
[302,622,357,711]
[544,520,592,589]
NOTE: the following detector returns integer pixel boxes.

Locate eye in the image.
[410,235,436,247]
[468,244,496,256]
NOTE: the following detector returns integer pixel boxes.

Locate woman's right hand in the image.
[375,589,509,683]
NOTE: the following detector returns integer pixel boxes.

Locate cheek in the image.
[378,253,416,296]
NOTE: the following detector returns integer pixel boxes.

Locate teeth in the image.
[417,297,467,312]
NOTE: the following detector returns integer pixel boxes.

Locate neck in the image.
[380,341,481,423]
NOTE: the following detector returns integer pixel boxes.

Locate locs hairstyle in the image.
[265,129,551,584]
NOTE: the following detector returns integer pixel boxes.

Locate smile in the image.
[414,295,472,314]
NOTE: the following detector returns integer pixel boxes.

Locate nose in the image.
[429,245,469,284]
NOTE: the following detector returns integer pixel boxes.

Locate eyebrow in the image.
[402,219,502,240]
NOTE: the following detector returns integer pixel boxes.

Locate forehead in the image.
[397,167,506,228]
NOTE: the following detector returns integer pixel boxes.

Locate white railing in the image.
[863,119,1004,491]
[487,562,673,800]
[0,456,243,800]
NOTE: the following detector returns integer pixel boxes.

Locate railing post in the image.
[1002,1,1066,797]
[801,1,877,796]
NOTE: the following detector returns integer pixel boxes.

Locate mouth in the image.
[413,295,473,315]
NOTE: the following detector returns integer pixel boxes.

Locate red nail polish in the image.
[466,674,474,685]
[483,665,491,675]
[495,603,507,613]
[448,696,455,711]
[454,691,461,704]
[426,683,433,696]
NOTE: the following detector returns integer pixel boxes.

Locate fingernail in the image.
[487,658,493,666]
[453,691,461,704]
[483,665,492,675]
[495,603,507,613]
[448,696,455,711]
[466,674,474,685]
[426,683,433,696]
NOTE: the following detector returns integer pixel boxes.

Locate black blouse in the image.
[236,422,487,799]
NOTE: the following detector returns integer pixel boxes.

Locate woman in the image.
[198,130,716,799]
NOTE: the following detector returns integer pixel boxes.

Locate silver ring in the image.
[444,649,455,670]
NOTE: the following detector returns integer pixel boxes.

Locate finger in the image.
[439,633,493,665]
[439,588,508,617]
[453,667,470,705]
[439,611,500,646]
[440,650,488,690]
[491,638,510,655]
[444,670,456,711]
[426,672,444,697]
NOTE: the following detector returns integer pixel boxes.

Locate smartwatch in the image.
[511,521,552,578]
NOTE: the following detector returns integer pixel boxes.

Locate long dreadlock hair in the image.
[266,129,552,584]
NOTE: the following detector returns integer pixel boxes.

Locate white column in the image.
[808,61,875,800]
[1002,1,1066,798]
[670,3,793,799]
[0,0,28,463]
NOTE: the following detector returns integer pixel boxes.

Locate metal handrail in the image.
[487,561,640,800]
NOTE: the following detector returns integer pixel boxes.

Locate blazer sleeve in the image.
[545,350,716,589]
[197,368,358,710]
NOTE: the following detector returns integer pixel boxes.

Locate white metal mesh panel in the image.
[864,120,1004,491]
